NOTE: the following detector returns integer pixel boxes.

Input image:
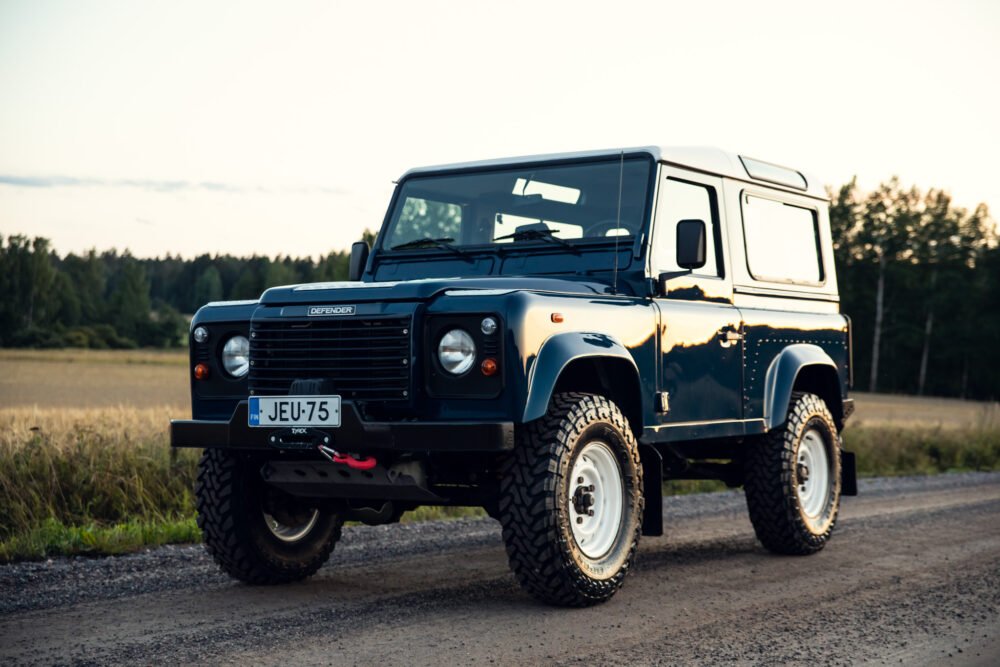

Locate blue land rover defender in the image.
[172,147,857,607]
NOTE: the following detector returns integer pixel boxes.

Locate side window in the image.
[741,194,823,284]
[654,178,720,277]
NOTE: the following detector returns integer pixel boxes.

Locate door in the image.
[651,167,743,425]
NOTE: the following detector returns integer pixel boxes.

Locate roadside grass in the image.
[845,424,1000,477]
[1,405,998,562]
[0,517,200,562]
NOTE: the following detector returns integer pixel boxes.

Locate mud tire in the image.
[498,393,643,607]
[196,448,342,584]
[744,392,842,555]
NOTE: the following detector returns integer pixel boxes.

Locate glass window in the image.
[493,213,583,241]
[383,157,652,249]
[739,156,808,190]
[742,194,823,284]
[654,178,720,277]
[392,197,463,245]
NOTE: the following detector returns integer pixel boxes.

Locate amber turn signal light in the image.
[193,363,210,380]
[551,313,564,323]
[481,358,498,376]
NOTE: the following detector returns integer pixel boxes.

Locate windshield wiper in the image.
[390,237,469,258]
[493,228,580,254]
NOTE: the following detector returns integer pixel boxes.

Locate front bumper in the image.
[170,401,515,453]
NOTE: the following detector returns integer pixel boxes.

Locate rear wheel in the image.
[196,449,342,584]
[744,392,842,555]
[498,393,643,607]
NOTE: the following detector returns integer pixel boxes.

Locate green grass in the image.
[844,425,1000,477]
[0,517,200,562]
[400,506,487,522]
[1,406,998,563]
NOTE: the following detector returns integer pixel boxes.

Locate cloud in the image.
[0,174,347,196]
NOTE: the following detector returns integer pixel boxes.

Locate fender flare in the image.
[522,332,640,423]
[762,343,840,430]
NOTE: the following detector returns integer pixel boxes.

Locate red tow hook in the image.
[333,453,377,470]
[317,444,377,470]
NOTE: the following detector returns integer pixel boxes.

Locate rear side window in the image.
[741,194,823,284]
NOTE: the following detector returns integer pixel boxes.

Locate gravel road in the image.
[2,472,998,666]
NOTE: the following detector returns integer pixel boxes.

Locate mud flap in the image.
[639,445,663,536]
[841,450,858,496]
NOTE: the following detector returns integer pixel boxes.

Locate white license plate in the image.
[248,396,341,427]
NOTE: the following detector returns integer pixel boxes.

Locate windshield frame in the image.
[373,152,658,260]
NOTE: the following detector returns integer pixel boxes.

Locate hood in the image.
[258,276,617,306]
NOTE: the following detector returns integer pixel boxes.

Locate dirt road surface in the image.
[2,472,998,666]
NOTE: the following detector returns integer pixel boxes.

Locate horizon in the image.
[2,169,994,263]
[2,1,999,259]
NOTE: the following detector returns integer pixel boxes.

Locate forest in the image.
[1,180,996,400]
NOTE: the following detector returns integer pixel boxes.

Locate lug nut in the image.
[577,476,584,484]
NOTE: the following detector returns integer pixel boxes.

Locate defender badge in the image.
[307,305,356,316]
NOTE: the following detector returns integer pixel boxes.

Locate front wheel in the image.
[196,449,343,584]
[498,393,643,607]
[744,392,842,555]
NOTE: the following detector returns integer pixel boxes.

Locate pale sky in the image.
[1,0,998,259]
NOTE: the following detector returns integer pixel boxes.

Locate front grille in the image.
[249,316,411,400]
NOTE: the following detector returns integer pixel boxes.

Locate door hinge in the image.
[656,391,670,414]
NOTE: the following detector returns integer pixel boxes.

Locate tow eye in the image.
[317,443,377,471]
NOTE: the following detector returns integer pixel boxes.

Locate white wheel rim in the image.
[796,428,831,530]
[263,509,319,543]
[568,441,625,559]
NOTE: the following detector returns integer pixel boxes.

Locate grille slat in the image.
[251,348,409,356]
[249,315,411,400]
[252,333,408,343]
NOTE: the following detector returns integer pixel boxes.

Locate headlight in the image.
[221,335,250,377]
[437,329,476,375]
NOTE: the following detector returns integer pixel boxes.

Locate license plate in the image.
[248,396,341,427]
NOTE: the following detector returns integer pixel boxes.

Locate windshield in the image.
[383,157,653,250]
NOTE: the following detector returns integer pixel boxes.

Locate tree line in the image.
[829,179,996,399]
[1,182,997,399]
[0,231,374,350]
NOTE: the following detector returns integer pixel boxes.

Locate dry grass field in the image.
[0,348,997,561]
[851,391,1000,430]
[1,348,998,426]
[0,349,189,411]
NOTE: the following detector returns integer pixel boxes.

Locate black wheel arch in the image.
[552,356,644,439]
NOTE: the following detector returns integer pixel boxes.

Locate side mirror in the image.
[657,219,707,295]
[676,219,707,270]
[349,241,370,282]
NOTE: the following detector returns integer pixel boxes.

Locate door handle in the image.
[718,329,743,347]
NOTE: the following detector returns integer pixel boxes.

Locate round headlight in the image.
[437,329,476,375]
[193,326,209,343]
[221,335,250,377]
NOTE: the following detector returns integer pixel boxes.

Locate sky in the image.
[1,0,998,259]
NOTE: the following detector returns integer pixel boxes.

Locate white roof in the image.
[400,146,827,200]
